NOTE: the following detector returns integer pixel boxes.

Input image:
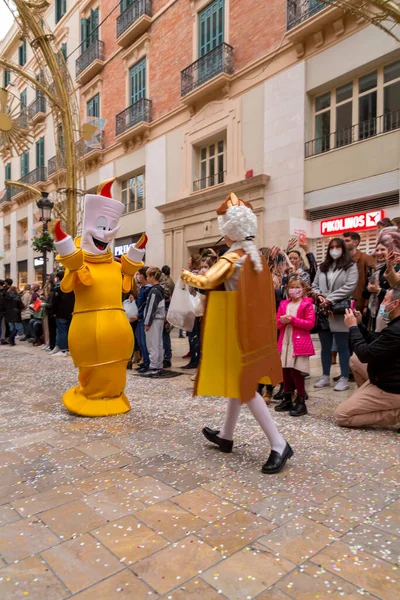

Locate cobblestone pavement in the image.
[0,336,398,600]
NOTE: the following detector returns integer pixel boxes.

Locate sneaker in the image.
[140,369,162,378]
[48,346,60,355]
[52,350,69,357]
[38,344,46,350]
[314,376,330,388]
[334,377,349,392]
[137,365,149,373]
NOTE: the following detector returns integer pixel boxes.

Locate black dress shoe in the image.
[273,383,284,400]
[141,369,162,378]
[262,443,293,474]
[202,427,233,453]
[137,365,149,373]
[274,393,293,412]
[181,362,198,370]
[163,360,171,369]
[289,396,308,417]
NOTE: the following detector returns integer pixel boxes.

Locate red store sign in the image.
[321,210,384,236]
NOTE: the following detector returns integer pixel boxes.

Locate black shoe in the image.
[289,396,308,417]
[137,366,149,373]
[181,362,198,370]
[179,334,184,338]
[262,442,294,474]
[273,383,284,400]
[274,393,293,412]
[141,369,162,378]
[20,337,29,341]
[163,360,171,369]
[0,339,9,345]
[348,372,355,382]
[202,427,233,453]
[127,360,133,370]
[333,375,340,382]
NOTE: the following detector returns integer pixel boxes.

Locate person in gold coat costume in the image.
[181,193,293,474]
[53,179,146,417]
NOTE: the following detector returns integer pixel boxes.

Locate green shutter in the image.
[4,70,10,87]
[20,90,27,111]
[21,152,29,177]
[198,0,224,57]
[87,94,99,118]
[129,59,146,105]
[5,163,11,180]
[89,9,99,45]
[36,137,45,168]
[61,43,67,59]
[81,17,87,51]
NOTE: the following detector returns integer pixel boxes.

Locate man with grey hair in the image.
[335,287,400,429]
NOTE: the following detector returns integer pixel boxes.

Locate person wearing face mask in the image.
[335,288,400,429]
[312,238,359,392]
[275,275,315,416]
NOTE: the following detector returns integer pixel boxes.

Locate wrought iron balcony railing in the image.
[115,98,152,136]
[48,155,65,176]
[82,130,105,154]
[193,170,226,192]
[287,0,326,30]
[117,0,152,38]
[17,239,28,247]
[76,39,104,76]
[28,95,46,118]
[305,110,400,158]
[2,187,19,202]
[19,166,47,185]
[181,43,234,97]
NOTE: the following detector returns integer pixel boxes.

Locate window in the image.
[21,151,29,177]
[55,0,67,23]
[358,70,377,139]
[20,89,27,111]
[383,59,400,131]
[314,92,331,153]
[129,59,146,105]
[36,137,45,168]
[81,8,99,52]
[18,40,27,66]
[4,70,10,87]
[199,0,224,57]
[335,82,353,147]
[87,94,99,117]
[120,0,133,12]
[121,174,145,214]
[5,162,11,181]
[196,139,225,191]
[61,43,67,60]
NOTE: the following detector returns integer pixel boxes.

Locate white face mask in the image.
[330,249,342,260]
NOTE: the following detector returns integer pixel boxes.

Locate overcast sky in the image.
[0,2,15,41]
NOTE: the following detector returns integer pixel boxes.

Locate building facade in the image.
[1,0,399,285]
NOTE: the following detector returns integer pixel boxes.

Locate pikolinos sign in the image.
[320,210,384,236]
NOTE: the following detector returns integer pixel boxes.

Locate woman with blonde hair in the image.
[20,284,32,340]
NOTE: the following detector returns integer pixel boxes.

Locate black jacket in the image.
[143,284,165,327]
[49,285,75,319]
[4,291,23,323]
[349,316,400,394]
[0,287,7,312]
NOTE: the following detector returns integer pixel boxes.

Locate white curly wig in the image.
[218,205,262,271]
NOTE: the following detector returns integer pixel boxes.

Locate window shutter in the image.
[130,58,146,105]
[5,163,11,180]
[198,0,224,57]
[81,18,87,52]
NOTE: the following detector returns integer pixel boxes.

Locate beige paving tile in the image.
[276,560,367,599]
[375,465,400,488]
[119,475,180,505]
[86,452,138,474]
[341,523,400,566]
[71,570,157,600]
[197,509,276,556]
[83,486,146,521]
[137,499,208,542]
[342,480,399,511]
[203,477,265,508]
[12,484,84,516]
[77,441,123,460]
[0,517,60,562]
[134,535,220,594]
[0,503,21,526]
[202,542,295,600]
[166,578,226,599]
[368,499,400,536]
[0,451,22,467]
[93,514,168,565]
[174,488,237,523]
[258,515,337,563]
[251,491,319,525]
[254,589,291,600]
[74,468,138,494]
[311,540,400,600]
[40,499,107,539]
[306,495,372,534]
[0,466,22,488]
[0,555,69,600]
[14,442,54,460]
[41,533,123,594]
[0,481,35,505]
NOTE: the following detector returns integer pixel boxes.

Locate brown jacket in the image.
[352,250,375,311]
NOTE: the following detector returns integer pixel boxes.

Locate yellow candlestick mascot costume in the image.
[54,178,146,417]
[181,193,293,474]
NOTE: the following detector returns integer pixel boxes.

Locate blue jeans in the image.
[163,326,172,361]
[136,320,149,367]
[8,322,23,344]
[56,317,71,351]
[319,331,350,378]
[187,317,201,367]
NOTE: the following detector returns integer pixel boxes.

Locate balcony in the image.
[48,155,65,177]
[19,166,47,186]
[116,0,152,47]
[1,187,19,202]
[286,0,343,51]
[115,98,152,143]
[28,95,47,124]
[305,110,400,158]
[287,0,325,30]
[17,239,28,247]
[76,40,105,85]
[181,43,234,106]
[193,170,226,193]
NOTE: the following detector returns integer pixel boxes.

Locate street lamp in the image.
[36,192,54,284]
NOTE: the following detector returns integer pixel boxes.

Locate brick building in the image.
[1,0,399,284]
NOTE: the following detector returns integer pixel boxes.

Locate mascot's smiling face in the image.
[80,180,124,255]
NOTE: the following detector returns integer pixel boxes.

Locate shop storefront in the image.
[114,234,143,258]
[17,260,28,289]
[34,257,44,285]
[4,263,10,280]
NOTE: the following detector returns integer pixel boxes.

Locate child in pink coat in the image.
[275,275,316,416]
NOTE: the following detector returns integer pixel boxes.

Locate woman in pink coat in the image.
[275,275,316,416]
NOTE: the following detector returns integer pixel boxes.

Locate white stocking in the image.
[246,392,286,454]
[219,398,242,441]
